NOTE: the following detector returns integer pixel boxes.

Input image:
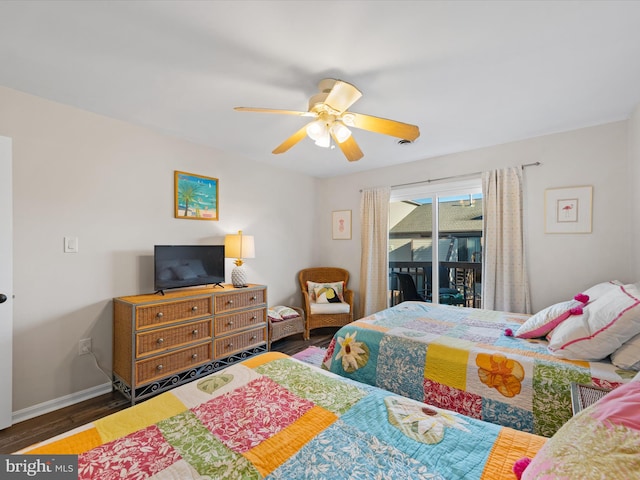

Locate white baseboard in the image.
[11,382,113,425]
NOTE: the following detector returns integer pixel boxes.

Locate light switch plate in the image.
[64,236,78,253]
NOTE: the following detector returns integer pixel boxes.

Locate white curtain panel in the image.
[360,186,391,317]
[481,167,531,314]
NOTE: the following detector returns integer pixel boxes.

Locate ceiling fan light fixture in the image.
[306,119,326,140]
[314,131,331,148]
[341,113,356,127]
[331,122,352,143]
[306,118,333,148]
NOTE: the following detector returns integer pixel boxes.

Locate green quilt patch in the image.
[157,410,259,479]
[532,360,590,437]
[256,358,368,415]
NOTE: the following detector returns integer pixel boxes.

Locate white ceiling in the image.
[1,1,640,178]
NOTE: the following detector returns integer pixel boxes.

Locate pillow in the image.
[314,285,344,304]
[307,281,345,303]
[520,380,640,479]
[271,305,301,320]
[610,332,640,371]
[547,284,640,361]
[582,280,622,301]
[515,294,589,339]
[267,308,283,323]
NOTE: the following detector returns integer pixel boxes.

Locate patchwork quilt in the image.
[323,302,634,437]
[21,352,544,479]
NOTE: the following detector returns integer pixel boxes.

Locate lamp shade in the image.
[224,231,255,260]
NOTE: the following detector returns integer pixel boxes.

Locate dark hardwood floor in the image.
[0,330,334,454]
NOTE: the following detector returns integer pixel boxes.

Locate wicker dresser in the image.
[113,284,267,404]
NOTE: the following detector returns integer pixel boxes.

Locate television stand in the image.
[211,282,224,288]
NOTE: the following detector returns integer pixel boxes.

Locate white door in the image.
[0,136,13,429]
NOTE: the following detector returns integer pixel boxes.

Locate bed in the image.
[19,352,545,479]
[322,301,635,438]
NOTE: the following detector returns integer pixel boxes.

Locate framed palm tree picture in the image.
[174,171,219,220]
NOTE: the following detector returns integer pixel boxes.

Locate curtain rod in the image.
[390,161,541,189]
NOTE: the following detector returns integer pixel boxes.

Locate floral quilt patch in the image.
[78,425,180,480]
[192,376,314,452]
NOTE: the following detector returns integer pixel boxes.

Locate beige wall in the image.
[0,86,318,414]
[629,104,640,278]
[317,121,634,314]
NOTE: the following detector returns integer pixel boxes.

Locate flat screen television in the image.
[154,245,225,293]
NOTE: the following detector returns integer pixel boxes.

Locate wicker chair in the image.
[299,267,354,340]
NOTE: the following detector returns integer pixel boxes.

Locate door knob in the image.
[0,294,7,304]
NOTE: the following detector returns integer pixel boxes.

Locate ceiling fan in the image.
[234,78,420,162]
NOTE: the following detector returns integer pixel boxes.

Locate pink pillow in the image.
[521,380,640,479]
[515,294,588,339]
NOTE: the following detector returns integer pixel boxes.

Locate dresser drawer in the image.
[136,343,211,385]
[214,308,266,335]
[135,319,212,358]
[214,289,266,314]
[214,326,266,357]
[135,296,212,330]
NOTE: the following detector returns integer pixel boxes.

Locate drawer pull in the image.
[156,312,164,318]
[192,306,198,312]
[191,353,198,360]
[156,364,163,371]
[227,343,233,348]
[227,320,234,326]
[251,296,257,301]
[227,300,234,305]
[251,335,257,340]
[157,338,164,345]
[251,315,257,321]
[192,329,198,335]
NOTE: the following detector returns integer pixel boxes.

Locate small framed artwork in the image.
[545,185,592,233]
[332,210,352,240]
[174,171,219,220]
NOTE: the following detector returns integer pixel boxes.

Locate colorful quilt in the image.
[21,352,544,479]
[323,302,635,437]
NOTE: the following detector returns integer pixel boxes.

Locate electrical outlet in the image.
[78,338,92,355]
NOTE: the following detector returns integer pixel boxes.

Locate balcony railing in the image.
[389,261,482,308]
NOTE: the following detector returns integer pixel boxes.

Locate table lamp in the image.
[224,230,255,288]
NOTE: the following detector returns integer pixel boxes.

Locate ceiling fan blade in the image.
[348,112,420,141]
[323,80,363,114]
[331,132,364,162]
[272,124,309,154]
[234,107,314,117]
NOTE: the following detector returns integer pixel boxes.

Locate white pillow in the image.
[515,294,588,339]
[547,284,640,361]
[267,308,283,322]
[306,281,345,303]
[610,332,640,371]
[582,280,622,300]
[271,306,301,320]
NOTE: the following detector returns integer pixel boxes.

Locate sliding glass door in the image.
[389,179,483,307]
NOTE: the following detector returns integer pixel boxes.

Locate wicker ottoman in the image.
[268,306,306,349]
